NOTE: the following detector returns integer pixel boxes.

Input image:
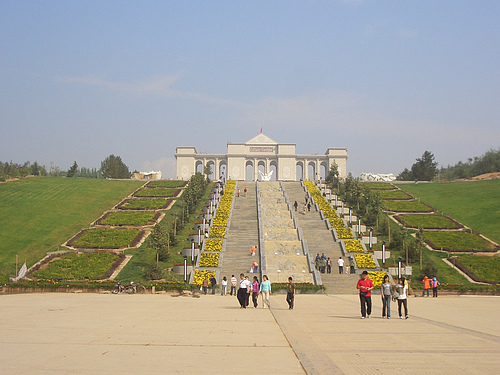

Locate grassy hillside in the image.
[397,180,500,244]
[0,177,144,277]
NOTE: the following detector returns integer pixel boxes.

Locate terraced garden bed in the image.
[133,188,180,198]
[193,270,216,285]
[383,200,434,212]
[424,231,497,252]
[96,211,161,226]
[360,182,395,190]
[117,198,171,210]
[453,255,500,283]
[30,252,123,280]
[378,189,413,200]
[394,214,463,229]
[199,253,220,267]
[67,228,144,249]
[146,180,187,188]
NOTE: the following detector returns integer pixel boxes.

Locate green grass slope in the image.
[0,177,144,276]
[397,180,500,244]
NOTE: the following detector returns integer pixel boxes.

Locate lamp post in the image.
[191,241,195,263]
[198,228,201,247]
[183,256,187,283]
[398,256,402,279]
[369,228,373,250]
[382,241,386,267]
[358,217,361,236]
[349,208,352,225]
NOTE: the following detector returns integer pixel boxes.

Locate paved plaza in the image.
[0,292,498,374]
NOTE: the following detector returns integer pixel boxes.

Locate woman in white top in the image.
[221,276,228,296]
[396,277,409,319]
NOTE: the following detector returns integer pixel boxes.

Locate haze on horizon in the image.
[1,1,499,178]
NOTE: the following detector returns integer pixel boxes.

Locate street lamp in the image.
[358,217,361,236]
[382,240,386,267]
[369,228,373,250]
[349,208,352,224]
[183,256,188,283]
[398,256,402,279]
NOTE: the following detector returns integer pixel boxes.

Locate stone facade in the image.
[175,133,347,181]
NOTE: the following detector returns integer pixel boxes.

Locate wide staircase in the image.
[219,182,259,280]
[283,182,358,294]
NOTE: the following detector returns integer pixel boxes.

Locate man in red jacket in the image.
[356,271,374,319]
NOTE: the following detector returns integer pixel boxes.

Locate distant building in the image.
[133,171,162,180]
[175,132,348,181]
[359,172,396,182]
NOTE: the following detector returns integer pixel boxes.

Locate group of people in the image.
[236,187,248,198]
[315,254,355,274]
[293,193,312,213]
[232,273,272,309]
[357,271,441,319]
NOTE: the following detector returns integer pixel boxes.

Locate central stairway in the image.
[219,182,259,280]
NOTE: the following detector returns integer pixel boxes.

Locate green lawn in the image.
[360,182,395,190]
[0,177,144,276]
[455,255,500,283]
[146,180,187,188]
[378,189,413,200]
[134,188,180,197]
[398,180,500,243]
[424,231,496,252]
[97,211,159,226]
[383,200,434,212]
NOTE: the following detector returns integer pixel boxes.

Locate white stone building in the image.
[175,133,347,181]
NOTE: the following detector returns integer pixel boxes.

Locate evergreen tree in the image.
[100,155,131,179]
[148,224,170,261]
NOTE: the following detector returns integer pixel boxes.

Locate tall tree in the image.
[100,155,131,179]
[67,161,78,177]
[148,224,170,262]
[398,151,438,181]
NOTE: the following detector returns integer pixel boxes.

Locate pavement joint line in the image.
[270,307,345,375]
[1,341,291,348]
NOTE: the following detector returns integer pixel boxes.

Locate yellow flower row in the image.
[204,238,223,252]
[209,226,226,239]
[336,226,354,239]
[193,270,216,285]
[199,253,220,267]
[367,271,386,287]
[354,254,377,269]
[344,239,364,253]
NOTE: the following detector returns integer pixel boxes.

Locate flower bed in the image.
[394,214,462,229]
[146,180,187,188]
[199,253,220,267]
[344,239,365,253]
[96,211,161,226]
[193,270,216,285]
[354,254,377,269]
[133,188,180,197]
[117,198,171,210]
[360,182,395,190]
[367,271,387,287]
[378,189,413,200]
[383,200,434,213]
[32,252,121,280]
[424,231,497,252]
[209,226,226,238]
[204,238,223,252]
[67,228,144,249]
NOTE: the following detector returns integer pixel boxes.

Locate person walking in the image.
[244,276,251,307]
[237,274,250,308]
[396,277,409,319]
[210,275,217,294]
[431,277,440,297]
[260,275,271,308]
[337,257,345,274]
[422,276,431,297]
[237,188,240,197]
[252,261,259,273]
[293,200,298,211]
[349,257,355,274]
[356,271,374,319]
[251,276,260,308]
[230,275,237,296]
[381,275,392,319]
[286,277,295,310]
[326,257,332,274]
[307,202,311,212]
[202,276,209,295]
[243,187,247,197]
[221,276,228,296]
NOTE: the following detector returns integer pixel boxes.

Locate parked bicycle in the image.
[113,281,147,294]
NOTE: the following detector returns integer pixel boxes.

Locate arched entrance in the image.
[269,161,278,181]
[307,162,316,181]
[245,161,254,181]
[296,162,304,180]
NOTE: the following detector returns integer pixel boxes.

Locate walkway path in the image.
[1,293,498,374]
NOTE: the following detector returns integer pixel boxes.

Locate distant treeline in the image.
[440,149,500,180]
[0,160,100,181]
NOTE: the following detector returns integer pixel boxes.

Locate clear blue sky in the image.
[1,1,499,178]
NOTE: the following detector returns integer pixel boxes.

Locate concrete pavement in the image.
[0,292,498,374]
